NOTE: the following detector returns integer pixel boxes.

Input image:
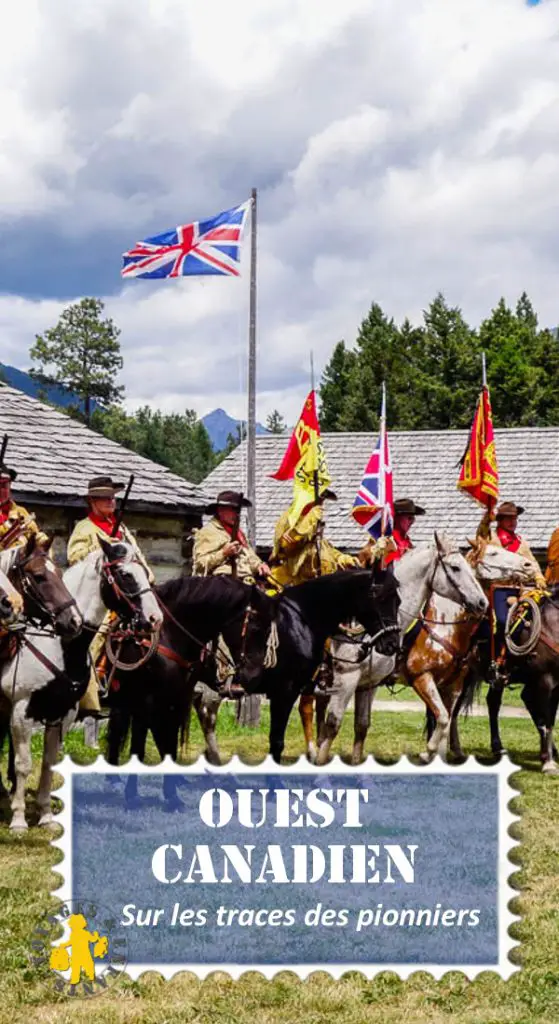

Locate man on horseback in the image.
[269,489,357,587]
[487,501,546,681]
[67,476,154,720]
[193,490,270,583]
[0,460,50,552]
[383,498,425,565]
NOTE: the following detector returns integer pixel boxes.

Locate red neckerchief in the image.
[384,527,413,566]
[497,526,521,553]
[0,500,12,526]
[89,512,123,540]
[219,518,248,547]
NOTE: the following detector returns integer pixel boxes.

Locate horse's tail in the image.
[458,665,483,716]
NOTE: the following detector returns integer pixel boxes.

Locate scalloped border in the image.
[51,753,520,981]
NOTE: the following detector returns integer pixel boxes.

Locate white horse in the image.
[312,538,537,765]
[1,537,162,830]
[188,531,489,766]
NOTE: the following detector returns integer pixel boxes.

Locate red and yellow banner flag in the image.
[457,386,499,508]
[271,390,331,525]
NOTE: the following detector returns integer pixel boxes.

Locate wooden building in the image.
[0,383,210,580]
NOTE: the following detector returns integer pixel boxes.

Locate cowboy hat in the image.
[496,501,524,518]
[394,498,426,516]
[204,489,252,515]
[86,476,124,498]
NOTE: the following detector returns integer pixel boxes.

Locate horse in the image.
[394,539,538,762]
[177,563,403,768]
[0,535,161,830]
[297,532,490,765]
[105,575,279,806]
[440,583,559,773]
[106,564,401,781]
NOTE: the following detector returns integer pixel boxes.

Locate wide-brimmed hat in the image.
[205,489,252,515]
[0,463,16,482]
[86,476,124,499]
[496,501,524,518]
[394,498,426,517]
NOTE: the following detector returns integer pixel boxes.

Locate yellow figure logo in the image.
[49,913,109,986]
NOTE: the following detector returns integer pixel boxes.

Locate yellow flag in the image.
[287,422,331,526]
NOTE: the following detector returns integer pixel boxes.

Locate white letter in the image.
[292,845,326,883]
[384,844,417,883]
[255,845,290,883]
[152,844,182,884]
[338,788,369,827]
[120,904,136,926]
[221,845,255,883]
[183,846,218,883]
[306,790,334,828]
[237,789,268,828]
[275,788,304,827]
[198,788,234,828]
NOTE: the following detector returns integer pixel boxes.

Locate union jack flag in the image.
[352,385,394,538]
[121,200,250,279]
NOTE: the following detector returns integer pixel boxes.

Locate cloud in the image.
[1,0,559,426]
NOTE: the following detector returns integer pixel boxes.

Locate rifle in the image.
[111,474,135,538]
[0,512,36,551]
[0,434,8,472]
[229,504,241,580]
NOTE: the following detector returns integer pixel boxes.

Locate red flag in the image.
[457,386,499,508]
[271,390,321,480]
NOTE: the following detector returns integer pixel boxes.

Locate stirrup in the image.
[219,680,247,699]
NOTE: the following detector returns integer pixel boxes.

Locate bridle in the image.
[101,557,153,619]
[11,554,78,631]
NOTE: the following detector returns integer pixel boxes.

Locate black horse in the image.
[107,565,400,791]
[106,574,274,802]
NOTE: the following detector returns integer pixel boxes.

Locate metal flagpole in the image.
[237,187,261,729]
[481,350,487,388]
[246,187,257,545]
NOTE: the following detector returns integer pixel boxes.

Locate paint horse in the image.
[313,538,535,765]
[0,536,161,830]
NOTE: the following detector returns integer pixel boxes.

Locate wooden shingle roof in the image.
[0,383,210,514]
[204,429,559,551]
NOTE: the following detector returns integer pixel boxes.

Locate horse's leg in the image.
[440,676,467,762]
[523,677,559,774]
[298,695,316,762]
[352,688,374,765]
[316,665,358,766]
[193,685,224,766]
[9,701,34,831]
[412,672,450,763]
[315,694,328,750]
[448,687,466,760]
[36,719,69,827]
[487,681,507,756]
[269,691,297,764]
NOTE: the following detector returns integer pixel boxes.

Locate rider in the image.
[0,459,50,552]
[381,498,425,566]
[489,501,546,679]
[193,490,271,583]
[270,489,357,587]
[67,476,154,721]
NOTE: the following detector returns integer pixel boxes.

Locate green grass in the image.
[1,705,559,1023]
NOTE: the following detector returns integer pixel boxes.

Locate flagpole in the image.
[481,351,487,388]
[246,187,257,545]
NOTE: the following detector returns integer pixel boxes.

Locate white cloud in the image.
[1,0,559,429]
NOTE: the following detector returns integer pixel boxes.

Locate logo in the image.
[30,898,129,998]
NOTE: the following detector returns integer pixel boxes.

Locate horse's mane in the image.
[156,573,251,608]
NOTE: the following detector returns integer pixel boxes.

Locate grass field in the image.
[1,700,559,1024]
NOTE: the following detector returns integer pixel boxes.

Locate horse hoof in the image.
[307,745,317,764]
[542,761,559,776]
[10,821,28,833]
[418,751,434,765]
[38,815,55,828]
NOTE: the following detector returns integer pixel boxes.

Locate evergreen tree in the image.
[419,293,481,429]
[266,410,286,434]
[479,298,538,426]
[318,341,356,430]
[336,304,402,431]
[30,298,124,425]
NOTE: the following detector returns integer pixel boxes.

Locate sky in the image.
[1,0,558,424]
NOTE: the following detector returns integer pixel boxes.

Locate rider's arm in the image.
[192,527,229,575]
[67,520,97,565]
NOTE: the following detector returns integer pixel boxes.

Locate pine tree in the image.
[318,341,356,430]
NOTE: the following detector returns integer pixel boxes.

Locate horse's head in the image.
[221,583,277,691]
[98,536,163,631]
[11,535,82,637]
[430,531,488,615]
[466,537,538,586]
[354,567,401,657]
